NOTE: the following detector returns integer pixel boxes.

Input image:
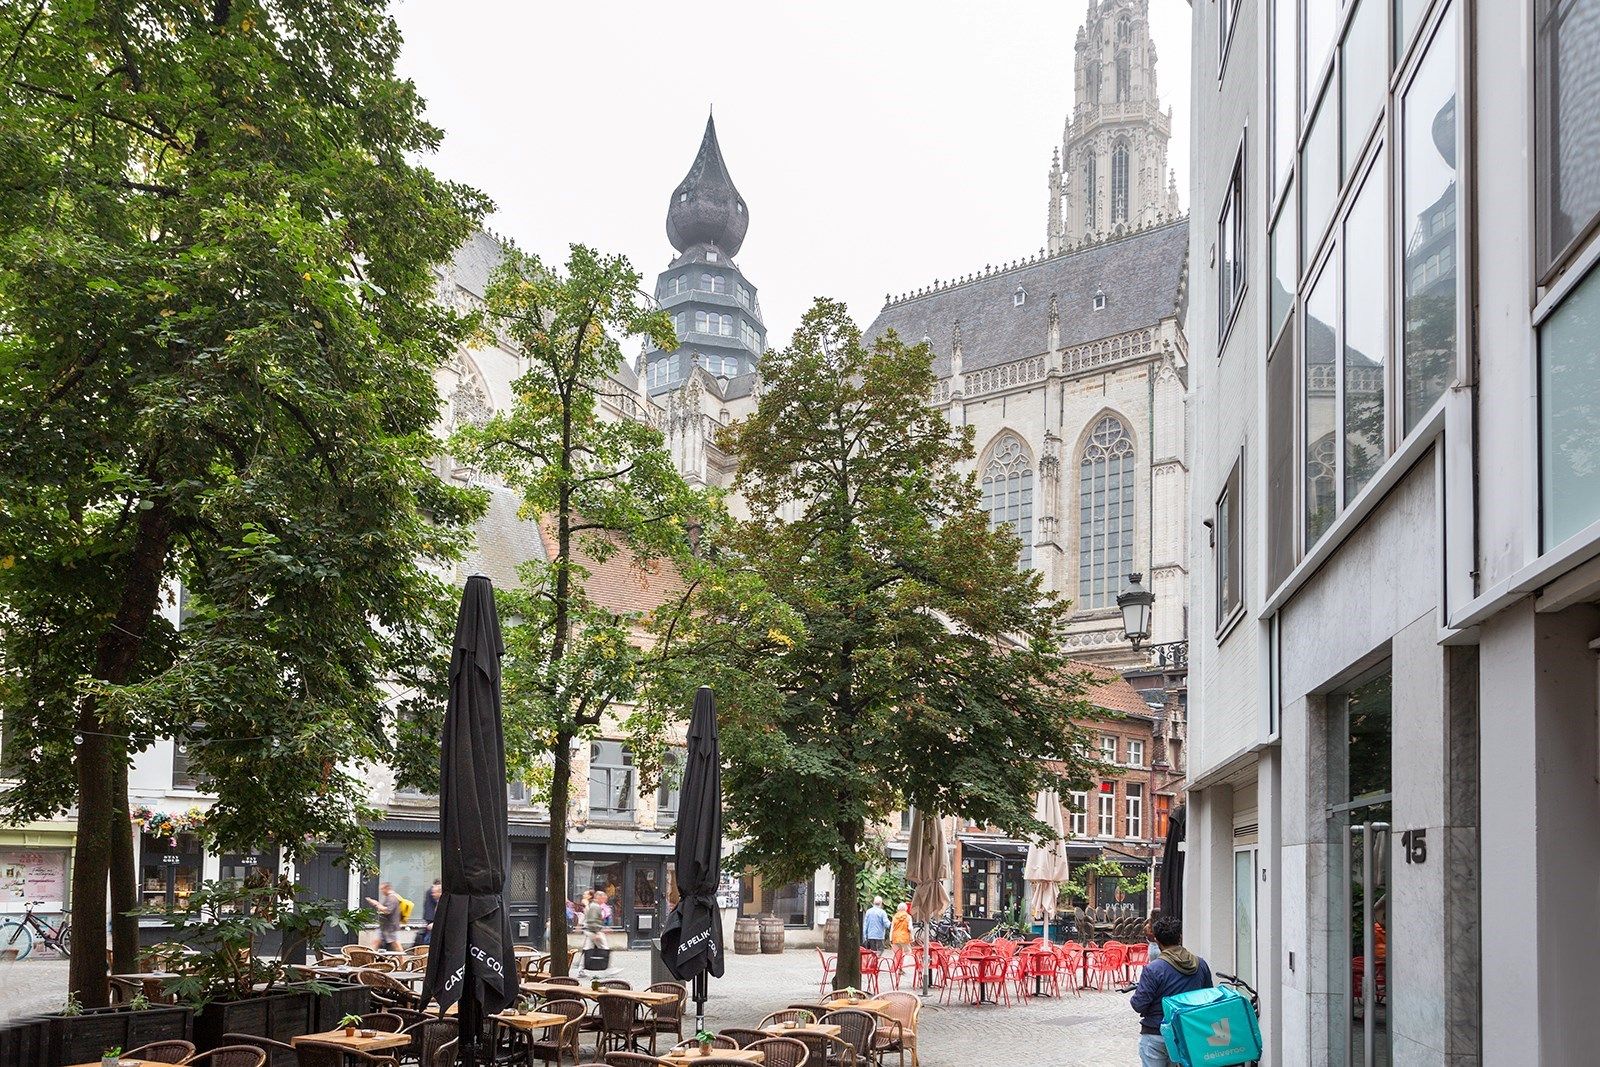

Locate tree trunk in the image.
[68,502,173,1002]
[832,823,863,990]
[108,752,139,974]
[546,727,572,973]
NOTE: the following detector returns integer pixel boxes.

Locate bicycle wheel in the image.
[52,921,70,958]
[0,919,34,960]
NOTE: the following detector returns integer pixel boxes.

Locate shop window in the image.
[376,837,441,907]
[140,832,202,912]
[570,858,624,926]
[741,873,811,927]
[0,848,69,911]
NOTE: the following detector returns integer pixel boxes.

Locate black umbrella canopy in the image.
[1159,803,1186,924]
[420,576,517,1026]
[659,686,724,1018]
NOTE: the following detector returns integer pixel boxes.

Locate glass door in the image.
[628,861,664,947]
[1328,669,1393,1066]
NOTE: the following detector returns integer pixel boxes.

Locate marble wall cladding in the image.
[1280,842,1309,993]
[1394,614,1447,827]
[1445,645,1479,828]
[1392,1031,1448,1067]
[1278,984,1311,1066]
[1280,695,1309,847]
[1442,825,1481,1062]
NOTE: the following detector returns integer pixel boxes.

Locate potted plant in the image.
[101,1046,123,1067]
[339,1014,363,1038]
[694,1029,716,1056]
[128,992,152,1011]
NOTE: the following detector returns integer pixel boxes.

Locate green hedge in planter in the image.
[308,984,371,1032]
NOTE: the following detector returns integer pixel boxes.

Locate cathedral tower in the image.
[644,115,767,396]
[1047,0,1182,252]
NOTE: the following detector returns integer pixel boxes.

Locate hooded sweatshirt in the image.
[1129,944,1214,1033]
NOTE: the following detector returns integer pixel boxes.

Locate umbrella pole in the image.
[461,977,480,1067]
[921,920,931,997]
[693,970,708,1034]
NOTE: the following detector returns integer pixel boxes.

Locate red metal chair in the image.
[1090,942,1127,990]
[1123,941,1149,982]
[858,948,887,994]
[815,946,838,993]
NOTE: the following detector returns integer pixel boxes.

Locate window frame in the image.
[1533,0,1600,286]
[1219,133,1249,356]
[1099,735,1118,763]
[1218,0,1242,76]
[1125,784,1144,839]
[587,740,636,819]
[1215,448,1246,637]
[1078,415,1137,608]
[1097,787,1117,837]
[1127,739,1146,768]
[1069,791,1089,837]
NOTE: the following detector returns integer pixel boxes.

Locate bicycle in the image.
[1211,972,1262,1067]
[0,900,71,960]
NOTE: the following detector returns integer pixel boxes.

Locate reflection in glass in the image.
[1274,0,1298,189]
[1344,161,1388,501]
[1341,0,1386,177]
[1305,262,1338,547]
[1395,0,1428,63]
[1403,7,1458,431]
[1540,263,1600,549]
[1272,197,1297,339]
[1302,87,1338,268]
[1536,0,1600,274]
[1343,672,1393,802]
[1234,849,1257,986]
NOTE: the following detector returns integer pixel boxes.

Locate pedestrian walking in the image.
[415,879,443,946]
[862,896,890,951]
[890,902,913,947]
[1130,915,1214,1067]
[584,889,610,950]
[365,881,403,951]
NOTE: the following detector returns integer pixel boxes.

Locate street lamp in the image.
[1117,573,1155,651]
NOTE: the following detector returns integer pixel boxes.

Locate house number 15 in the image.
[1400,829,1427,865]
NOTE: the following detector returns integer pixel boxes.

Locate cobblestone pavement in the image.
[2,949,1142,1065]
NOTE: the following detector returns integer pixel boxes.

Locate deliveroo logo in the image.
[1207,1018,1232,1046]
[1199,1016,1246,1062]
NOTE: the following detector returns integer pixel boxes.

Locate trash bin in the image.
[650,938,673,985]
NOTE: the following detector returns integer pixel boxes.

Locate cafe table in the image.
[663,1048,765,1063]
[762,1023,842,1038]
[490,1009,568,1032]
[520,981,678,1006]
[821,998,889,1014]
[291,1029,410,1053]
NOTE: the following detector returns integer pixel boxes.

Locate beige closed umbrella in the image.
[1024,790,1073,946]
[906,810,951,994]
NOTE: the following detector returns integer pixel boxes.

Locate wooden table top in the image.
[67,1061,162,1067]
[663,1048,765,1063]
[763,1023,842,1038]
[490,1010,568,1031]
[520,981,678,1005]
[291,1029,410,1051]
[821,998,890,1013]
[108,971,181,981]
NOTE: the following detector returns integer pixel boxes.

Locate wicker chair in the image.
[179,1047,267,1067]
[125,1040,194,1063]
[544,975,582,986]
[819,1010,876,1067]
[786,1003,830,1019]
[403,1018,457,1067]
[870,991,920,1067]
[670,1035,738,1051]
[388,1008,434,1030]
[644,982,686,1043]
[345,946,380,966]
[717,1028,770,1048]
[597,979,632,991]
[594,993,656,1056]
[758,1009,814,1029]
[746,1037,809,1067]
[793,1031,858,1067]
[528,997,587,1066]
[600,1055,663,1067]
[220,1033,293,1067]
[430,1038,457,1067]
[362,1012,406,1032]
[293,1042,397,1067]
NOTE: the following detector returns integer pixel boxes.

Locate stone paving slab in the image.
[1,948,1145,1064]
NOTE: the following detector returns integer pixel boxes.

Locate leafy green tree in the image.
[0,0,488,1001]
[646,299,1100,987]
[444,245,705,968]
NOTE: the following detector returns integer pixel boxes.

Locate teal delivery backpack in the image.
[1159,985,1263,1066]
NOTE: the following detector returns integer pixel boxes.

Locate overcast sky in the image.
[392,0,1192,347]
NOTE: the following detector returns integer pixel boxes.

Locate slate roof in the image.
[864,221,1188,378]
[666,114,749,257]
[449,228,509,298]
[457,484,548,588]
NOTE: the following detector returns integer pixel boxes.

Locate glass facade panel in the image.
[1340,0,1386,178]
[1304,0,1339,107]
[377,838,441,905]
[1540,263,1600,549]
[1234,849,1257,986]
[1395,0,1428,62]
[1343,161,1388,501]
[1536,0,1600,275]
[1272,195,1297,339]
[1305,261,1338,547]
[1268,320,1298,588]
[1274,0,1298,190]
[1402,7,1459,432]
[1302,86,1338,268]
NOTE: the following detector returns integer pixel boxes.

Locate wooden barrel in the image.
[759,914,785,954]
[733,916,762,955]
[822,916,840,953]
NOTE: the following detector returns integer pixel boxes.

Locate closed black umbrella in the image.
[659,686,724,1033]
[1159,803,1186,924]
[420,575,517,1066]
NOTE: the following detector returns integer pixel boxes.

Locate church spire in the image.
[666,113,750,257]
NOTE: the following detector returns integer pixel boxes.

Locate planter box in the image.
[308,984,371,1032]
[192,991,312,1067]
[43,1005,191,1067]
[0,1016,49,1067]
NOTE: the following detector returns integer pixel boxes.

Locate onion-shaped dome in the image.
[666,114,749,256]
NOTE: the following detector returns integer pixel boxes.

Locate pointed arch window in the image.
[1116,50,1130,102]
[981,434,1034,571]
[1112,140,1130,223]
[1084,156,1098,232]
[1078,415,1136,608]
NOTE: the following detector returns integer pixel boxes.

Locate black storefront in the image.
[365,818,550,948]
[958,837,1028,936]
[567,845,676,949]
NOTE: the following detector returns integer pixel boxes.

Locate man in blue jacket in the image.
[1130,915,1213,1066]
